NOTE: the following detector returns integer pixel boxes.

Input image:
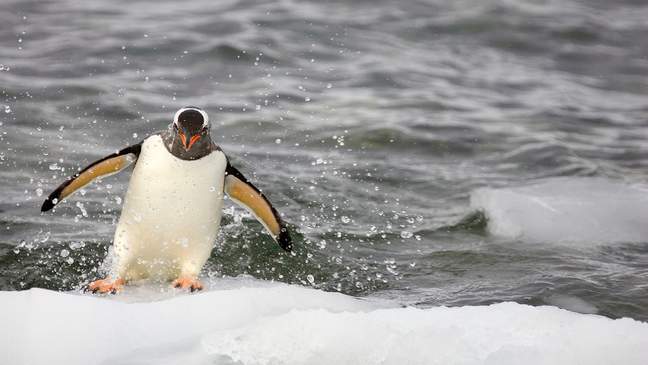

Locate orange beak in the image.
[188,135,201,150]
[179,132,201,151]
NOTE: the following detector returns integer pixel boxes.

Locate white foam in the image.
[470,178,648,243]
[1,277,647,365]
[544,294,598,315]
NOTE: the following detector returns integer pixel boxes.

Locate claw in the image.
[86,278,124,294]
[172,276,203,292]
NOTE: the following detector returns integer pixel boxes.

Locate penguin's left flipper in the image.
[224,163,292,251]
[41,143,142,212]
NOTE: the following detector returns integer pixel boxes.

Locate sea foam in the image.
[471,178,648,243]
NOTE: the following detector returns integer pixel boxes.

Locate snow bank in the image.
[1,277,647,365]
[470,178,648,243]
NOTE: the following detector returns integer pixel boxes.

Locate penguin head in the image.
[172,106,209,151]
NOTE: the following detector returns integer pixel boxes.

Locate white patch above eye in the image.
[173,107,209,128]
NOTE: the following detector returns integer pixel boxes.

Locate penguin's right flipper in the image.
[41,143,142,212]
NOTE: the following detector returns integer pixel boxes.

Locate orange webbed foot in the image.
[172,276,203,292]
[86,277,125,294]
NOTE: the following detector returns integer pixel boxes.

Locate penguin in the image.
[41,106,292,293]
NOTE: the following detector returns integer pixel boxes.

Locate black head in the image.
[172,106,209,151]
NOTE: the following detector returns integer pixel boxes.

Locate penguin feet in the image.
[172,276,203,292]
[86,277,125,294]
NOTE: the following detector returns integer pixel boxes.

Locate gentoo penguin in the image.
[41,106,292,293]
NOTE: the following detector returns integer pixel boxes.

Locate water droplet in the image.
[400,230,413,239]
[341,216,350,224]
[48,163,60,170]
[4,105,11,113]
[326,83,332,89]
[70,241,85,250]
[132,133,138,139]
[36,188,43,197]
[60,249,69,258]
[66,257,74,265]
[179,237,189,248]
[306,274,315,285]
[275,138,282,144]
[304,97,311,102]
[75,202,88,217]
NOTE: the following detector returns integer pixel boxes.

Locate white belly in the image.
[111,135,226,281]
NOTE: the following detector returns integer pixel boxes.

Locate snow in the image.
[471,178,648,243]
[1,277,648,365]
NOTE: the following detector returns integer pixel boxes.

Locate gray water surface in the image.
[1,0,648,321]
